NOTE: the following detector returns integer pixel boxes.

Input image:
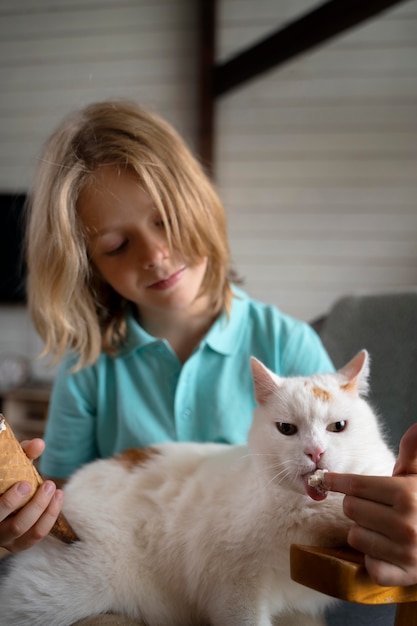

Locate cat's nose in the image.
[305,448,324,464]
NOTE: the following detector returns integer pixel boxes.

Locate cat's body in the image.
[0,351,395,626]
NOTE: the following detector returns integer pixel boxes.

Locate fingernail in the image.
[17,482,31,496]
[43,481,56,495]
[54,490,64,503]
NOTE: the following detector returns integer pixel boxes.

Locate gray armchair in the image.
[318,290,417,453]
[296,290,417,626]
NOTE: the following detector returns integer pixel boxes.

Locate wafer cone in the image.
[0,414,79,544]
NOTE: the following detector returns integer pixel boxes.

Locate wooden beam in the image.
[214,0,407,97]
[197,0,216,174]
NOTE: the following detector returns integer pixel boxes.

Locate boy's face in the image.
[78,166,208,321]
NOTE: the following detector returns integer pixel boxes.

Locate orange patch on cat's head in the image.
[115,447,160,470]
[310,386,332,402]
[340,380,357,394]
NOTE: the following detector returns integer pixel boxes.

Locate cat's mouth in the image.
[303,471,328,502]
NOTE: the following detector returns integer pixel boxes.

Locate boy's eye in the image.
[105,239,128,256]
[276,423,298,436]
[155,215,172,230]
[327,420,347,432]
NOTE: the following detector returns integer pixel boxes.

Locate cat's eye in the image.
[327,420,347,433]
[276,423,298,436]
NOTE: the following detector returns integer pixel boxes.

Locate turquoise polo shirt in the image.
[40,288,334,479]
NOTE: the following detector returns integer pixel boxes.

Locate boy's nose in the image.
[140,236,168,269]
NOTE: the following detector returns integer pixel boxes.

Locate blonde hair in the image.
[27,100,237,369]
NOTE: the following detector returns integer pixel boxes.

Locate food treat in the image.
[0,414,79,544]
[307,468,329,494]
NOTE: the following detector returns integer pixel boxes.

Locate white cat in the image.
[0,350,395,626]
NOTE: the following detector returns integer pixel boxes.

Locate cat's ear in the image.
[250,357,280,405]
[338,349,370,396]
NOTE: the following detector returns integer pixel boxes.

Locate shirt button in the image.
[182,408,191,419]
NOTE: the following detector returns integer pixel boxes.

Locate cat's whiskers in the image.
[244,461,291,490]
[240,451,296,489]
[253,459,297,490]
[239,452,277,461]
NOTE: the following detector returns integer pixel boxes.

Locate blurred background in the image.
[0,0,416,389]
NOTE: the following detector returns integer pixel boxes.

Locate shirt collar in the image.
[120,310,159,356]
[203,286,247,355]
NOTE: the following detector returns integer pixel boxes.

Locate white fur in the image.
[0,351,395,626]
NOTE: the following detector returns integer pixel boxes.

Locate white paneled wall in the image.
[0,0,197,378]
[216,0,417,321]
[0,0,198,192]
[0,0,416,378]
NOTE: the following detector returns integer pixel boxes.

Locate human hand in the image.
[324,423,417,587]
[0,438,64,553]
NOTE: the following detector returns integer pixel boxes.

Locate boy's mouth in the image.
[148,266,186,290]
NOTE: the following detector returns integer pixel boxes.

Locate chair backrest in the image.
[317,291,417,454]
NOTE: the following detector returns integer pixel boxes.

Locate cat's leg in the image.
[210,616,273,626]
[273,612,326,626]
[71,616,146,626]
[207,597,273,626]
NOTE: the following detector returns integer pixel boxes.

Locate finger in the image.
[345,490,417,545]
[364,554,416,587]
[324,472,399,506]
[393,423,417,476]
[350,524,417,587]
[20,438,45,462]
[327,474,417,522]
[348,525,396,562]
[355,522,414,558]
[9,489,64,553]
[0,482,33,522]
[342,495,396,537]
[1,481,57,545]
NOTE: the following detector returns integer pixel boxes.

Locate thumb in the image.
[20,438,46,462]
[393,423,417,476]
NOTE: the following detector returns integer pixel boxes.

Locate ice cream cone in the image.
[0,414,79,544]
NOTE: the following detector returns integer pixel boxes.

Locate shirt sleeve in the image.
[39,353,99,479]
[279,316,335,376]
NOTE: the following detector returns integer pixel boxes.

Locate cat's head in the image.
[248,350,388,500]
